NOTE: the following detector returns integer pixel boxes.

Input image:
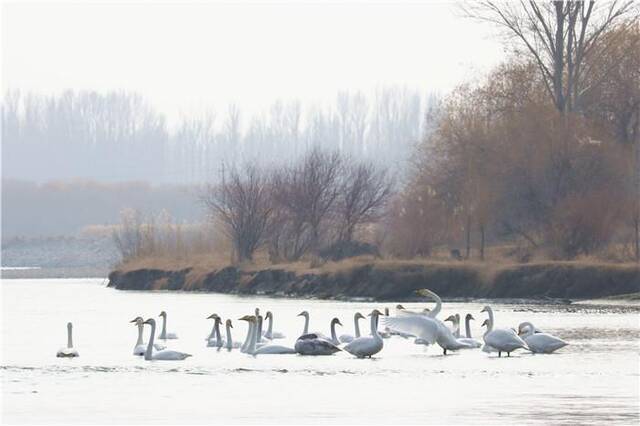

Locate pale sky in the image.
[2,0,505,122]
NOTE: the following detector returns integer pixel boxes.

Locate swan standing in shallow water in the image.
[143,318,191,360]
[131,317,165,355]
[518,322,568,354]
[158,311,178,340]
[263,311,286,340]
[339,312,365,344]
[480,306,527,357]
[343,310,384,358]
[56,322,79,358]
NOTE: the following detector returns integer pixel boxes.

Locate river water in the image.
[2,278,639,424]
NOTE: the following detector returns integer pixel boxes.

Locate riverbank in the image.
[107,258,640,301]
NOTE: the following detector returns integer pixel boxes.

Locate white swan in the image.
[480,306,527,357]
[343,310,384,358]
[444,314,481,348]
[263,311,286,340]
[294,312,341,356]
[158,311,178,340]
[339,312,365,344]
[224,319,242,350]
[415,288,442,318]
[518,322,568,354]
[131,317,165,355]
[253,316,296,355]
[142,318,191,360]
[56,322,79,358]
[204,314,218,341]
[206,314,223,348]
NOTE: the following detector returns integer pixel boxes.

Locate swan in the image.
[56,322,79,357]
[240,315,255,353]
[480,306,527,357]
[294,312,341,356]
[224,319,242,350]
[518,322,568,354]
[142,318,191,360]
[205,314,219,341]
[415,288,441,318]
[343,310,384,358]
[518,322,544,334]
[158,311,178,340]
[339,312,365,344]
[263,311,286,340]
[206,314,224,348]
[255,308,265,343]
[253,317,296,355]
[444,314,481,348]
[130,317,165,355]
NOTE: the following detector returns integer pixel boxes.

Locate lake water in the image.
[2,278,639,424]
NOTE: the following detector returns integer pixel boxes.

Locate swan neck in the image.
[241,321,253,352]
[267,315,273,335]
[465,317,472,339]
[207,322,217,340]
[160,315,167,338]
[145,322,155,360]
[354,315,361,338]
[429,293,442,318]
[136,323,144,346]
[226,323,233,349]
[214,321,222,347]
[454,318,461,338]
[370,314,380,338]
[303,315,309,335]
[67,326,73,348]
[331,320,338,343]
[257,316,263,342]
[247,321,257,354]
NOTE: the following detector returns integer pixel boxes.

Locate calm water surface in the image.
[2,279,639,424]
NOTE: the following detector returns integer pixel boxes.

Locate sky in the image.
[2,0,506,123]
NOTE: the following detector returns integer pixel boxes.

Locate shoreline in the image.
[107,260,640,302]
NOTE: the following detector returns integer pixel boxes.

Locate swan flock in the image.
[56,290,569,361]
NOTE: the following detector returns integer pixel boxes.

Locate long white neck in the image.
[484,308,494,336]
[247,321,258,354]
[67,325,73,348]
[370,314,380,339]
[215,320,222,347]
[266,315,273,336]
[354,314,361,338]
[160,315,167,339]
[207,322,217,340]
[145,322,156,360]
[427,292,442,318]
[226,323,233,350]
[303,314,309,335]
[330,320,339,344]
[136,323,144,346]
[453,318,461,338]
[241,321,253,352]
[465,317,472,338]
[257,316,263,342]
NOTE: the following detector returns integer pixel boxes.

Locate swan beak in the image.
[481,319,488,327]
[480,308,486,313]
[336,320,343,326]
[469,315,475,321]
[129,318,138,323]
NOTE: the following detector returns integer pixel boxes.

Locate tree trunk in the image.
[479,223,485,261]
[635,214,639,263]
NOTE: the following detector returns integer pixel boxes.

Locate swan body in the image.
[518,322,568,354]
[254,344,296,355]
[294,312,342,355]
[339,312,365,344]
[143,319,191,360]
[158,311,178,340]
[481,306,527,357]
[56,322,79,358]
[343,310,384,358]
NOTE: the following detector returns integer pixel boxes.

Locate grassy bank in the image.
[107,257,640,301]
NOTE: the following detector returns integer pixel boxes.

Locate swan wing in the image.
[152,349,191,360]
[254,344,296,355]
[524,333,568,353]
[343,336,383,358]
[294,337,341,355]
[383,315,438,345]
[339,334,355,344]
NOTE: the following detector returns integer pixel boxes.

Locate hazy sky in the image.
[3,1,505,122]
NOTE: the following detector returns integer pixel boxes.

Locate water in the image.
[2,278,639,424]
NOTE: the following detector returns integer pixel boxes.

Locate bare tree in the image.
[203,164,272,262]
[464,0,637,113]
[336,162,394,242]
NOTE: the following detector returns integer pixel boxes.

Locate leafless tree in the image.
[202,164,272,262]
[463,0,637,113]
[336,162,394,242]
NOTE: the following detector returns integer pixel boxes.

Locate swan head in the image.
[396,304,405,310]
[129,316,143,324]
[206,313,219,320]
[159,311,167,318]
[368,309,383,317]
[226,319,233,328]
[517,322,534,336]
[265,311,272,319]
[354,312,365,320]
[239,315,256,323]
[480,306,491,314]
[297,311,309,318]
[481,319,489,328]
[421,308,431,314]
[255,308,260,316]
[466,314,475,321]
[331,318,342,327]
[67,322,73,330]
[455,313,460,321]
[143,318,156,326]
[444,315,455,323]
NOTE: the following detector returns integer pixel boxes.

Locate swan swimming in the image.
[339,312,365,344]
[56,322,79,358]
[518,322,568,354]
[343,310,384,358]
[294,312,341,356]
[131,317,165,355]
[224,319,242,350]
[158,311,178,340]
[206,314,224,348]
[480,306,527,357]
[263,311,286,340]
[142,318,191,360]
